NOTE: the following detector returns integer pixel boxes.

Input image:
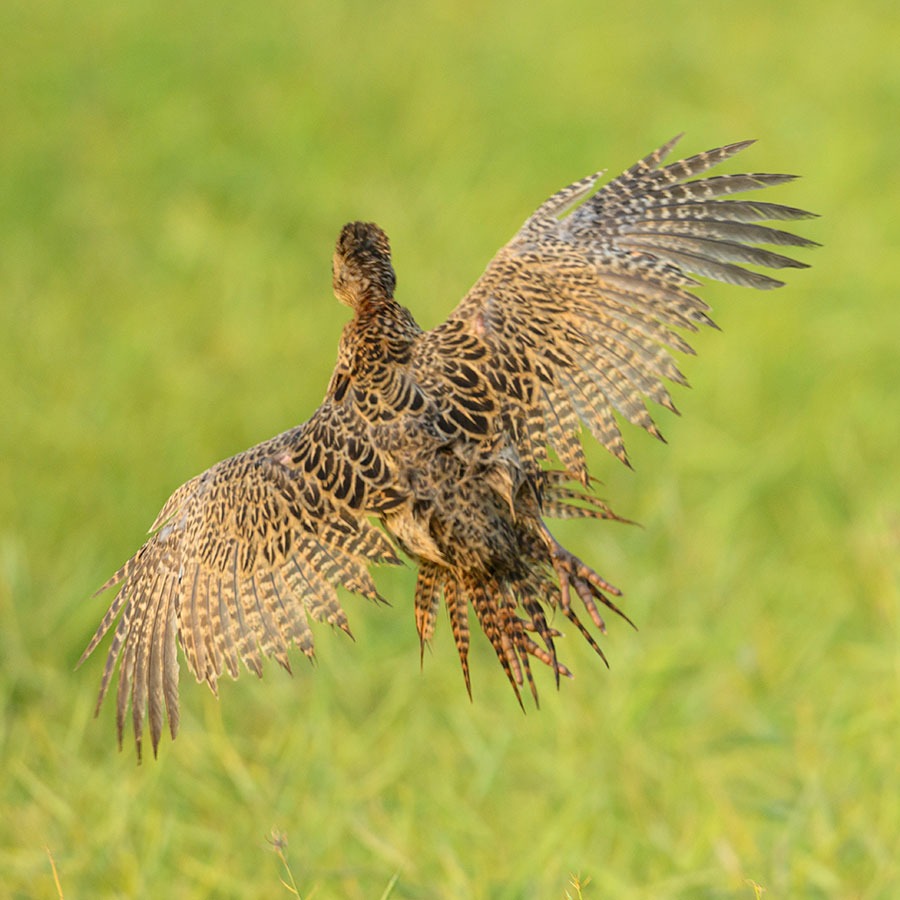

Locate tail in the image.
[414,535,628,706]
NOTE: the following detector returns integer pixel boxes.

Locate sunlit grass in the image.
[1,0,898,897]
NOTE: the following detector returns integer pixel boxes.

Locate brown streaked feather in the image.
[412,564,440,665]
[444,579,471,699]
[82,142,815,755]
[83,409,406,755]
[430,136,815,482]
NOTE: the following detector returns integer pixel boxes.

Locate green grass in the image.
[1,0,898,896]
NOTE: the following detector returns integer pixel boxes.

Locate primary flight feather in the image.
[81,136,817,758]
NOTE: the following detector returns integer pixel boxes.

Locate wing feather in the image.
[211,572,241,680]
[161,584,180,739]
[145,574,167,753]
[81,403,403,756]
[427,136,816,480]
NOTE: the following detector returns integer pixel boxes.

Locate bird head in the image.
[332,221,397,309]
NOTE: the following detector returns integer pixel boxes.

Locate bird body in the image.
[81,136,816,757]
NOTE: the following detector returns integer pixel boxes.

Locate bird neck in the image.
[336,295,422,377]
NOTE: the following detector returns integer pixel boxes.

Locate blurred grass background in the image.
[1,0,898,896]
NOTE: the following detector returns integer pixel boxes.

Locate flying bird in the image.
[81,136,816,758]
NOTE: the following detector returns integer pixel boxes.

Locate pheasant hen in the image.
[81,136,816,757]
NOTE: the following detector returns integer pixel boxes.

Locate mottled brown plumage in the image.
[81,136,816,757]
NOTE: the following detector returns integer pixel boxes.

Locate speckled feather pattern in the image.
[81,137,816,758]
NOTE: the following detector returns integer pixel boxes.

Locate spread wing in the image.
[428,136,817,476]
[80,401,401,758]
